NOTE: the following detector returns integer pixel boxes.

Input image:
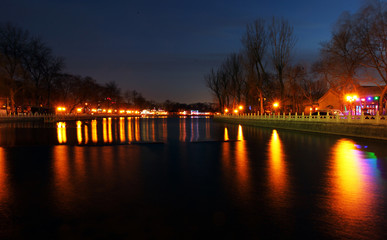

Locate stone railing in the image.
[218,112,387,125]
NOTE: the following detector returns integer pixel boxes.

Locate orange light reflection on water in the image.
[224,127,229,141]
[57,122,67,144]
[53,145,73,208]
[325,139,378,237]
[76,121,82,144]
[103,118,107,143]
[119,117,125,143]
[267,129,289,208]
[91,119,98,143]
[127,117,133,142]
[108,118,113,143]
[235,125,249,195]
[84,125,89,144]
[0,147,9,206]
[135,117,140,141]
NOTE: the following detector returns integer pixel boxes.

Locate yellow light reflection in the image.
[91,119,98,143]
[119,117,125,143]
[84,125,89,144]
[57,122,67,144]
[267,129,289,208]
[108,118,113,143]
[103,118,108,143]
[224,127,229,141]
[237,124,244,141]
[235,125,249,196]
[325,139,377,235]
[76,121,82,144]
[127,117,133,142]
[135,117,140,141]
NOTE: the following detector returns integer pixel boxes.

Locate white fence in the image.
[218,112,387,125]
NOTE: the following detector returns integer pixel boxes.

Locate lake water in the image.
[0,116,387,239]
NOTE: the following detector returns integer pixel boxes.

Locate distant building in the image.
[0,97,8,115]
[313,86,385,115]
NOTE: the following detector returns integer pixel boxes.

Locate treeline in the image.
[1,23,211,114]
[206,1,387,114]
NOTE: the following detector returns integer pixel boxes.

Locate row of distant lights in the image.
[346,95,379,102]
[57,106,140,114]
[90,109,140,114]
[224,105,244,113]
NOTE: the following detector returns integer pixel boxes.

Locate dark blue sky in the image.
[1,0,362,103]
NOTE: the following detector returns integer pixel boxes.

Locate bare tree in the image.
[23,37,63,106]
[286,64,305,113]
[269,17,297,110]
[205,68,223,111]
[0,23,29,113]
[222,53,245,109]
[242,19,269,114]
[354,0,387,113]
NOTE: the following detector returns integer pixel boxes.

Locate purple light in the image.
[367,97,372,101]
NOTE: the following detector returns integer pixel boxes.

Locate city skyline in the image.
[1,0,363,103]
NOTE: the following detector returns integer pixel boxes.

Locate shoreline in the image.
[214,115,387,141]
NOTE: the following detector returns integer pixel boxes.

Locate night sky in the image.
[1,0,362,103]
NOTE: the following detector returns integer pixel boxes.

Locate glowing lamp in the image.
[361,98,365,101]
[57,107,66,112]
[374,96,379,100]
[224,108,229,113]
[77,108,82,113]
[238,105,243,110]
[234,109,238,113]
[273,102,279,108]
[367,97,372,101]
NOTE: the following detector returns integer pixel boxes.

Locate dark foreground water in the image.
[0,117,387,239]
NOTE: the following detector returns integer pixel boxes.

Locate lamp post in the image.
[345,95,358,115]
[273,102,279,114]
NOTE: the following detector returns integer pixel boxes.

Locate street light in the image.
[238,105,243,110]
[345,94,358,115]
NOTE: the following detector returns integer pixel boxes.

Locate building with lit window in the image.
[315,86,385,115]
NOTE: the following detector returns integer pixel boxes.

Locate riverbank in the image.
[215,115,387,141]
[0,114,142,123]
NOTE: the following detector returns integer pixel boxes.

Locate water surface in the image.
[0,117,387,239]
